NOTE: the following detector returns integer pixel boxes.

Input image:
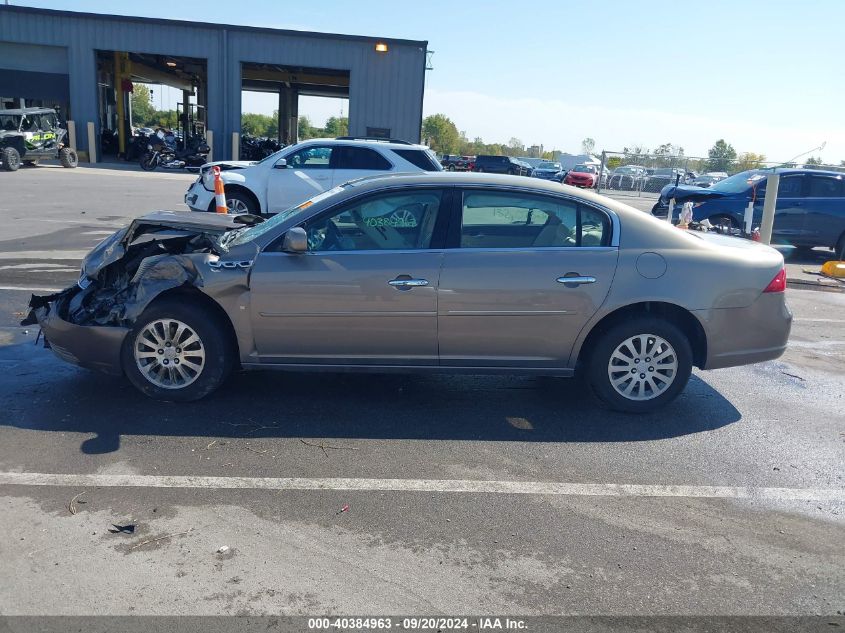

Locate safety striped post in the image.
[213,166,227,214]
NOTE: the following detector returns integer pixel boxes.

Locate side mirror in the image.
[274,158,287,169]
[282,227,307,253]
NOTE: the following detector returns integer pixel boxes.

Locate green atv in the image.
[0,107,78,172]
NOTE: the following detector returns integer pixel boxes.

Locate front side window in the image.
[459,191,609,248]
[777,175,804,197]
[285,146,333,169]
[302,190,442,252]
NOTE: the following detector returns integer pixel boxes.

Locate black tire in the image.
[1,146,21,172]
[447,164,456,171]
[223,190,256,215]
[586,317,692,413]
[139,152,158,171]
[59,147,79,168]
[121,298,233,402]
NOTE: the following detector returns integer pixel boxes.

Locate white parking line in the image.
[0,472,842,502]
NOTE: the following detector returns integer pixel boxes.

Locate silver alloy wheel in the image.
[134,318,205,390]
[607,333,678,401]
[226,197,250,215]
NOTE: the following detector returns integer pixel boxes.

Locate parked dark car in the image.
[606,165,648,190]
[532,161,563,180]
[651,168,845,252]
[643,168,687,192]
[441,154,470,171]
[473,155,527,175]
[691,174,726,188]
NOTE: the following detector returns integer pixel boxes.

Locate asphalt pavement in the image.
[0,165,843,623]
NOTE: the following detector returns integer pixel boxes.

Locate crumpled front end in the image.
[21,211,255,374]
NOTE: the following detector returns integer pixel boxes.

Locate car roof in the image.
[295,137,429,151]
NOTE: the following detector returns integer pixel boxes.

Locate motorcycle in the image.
[139,131,208,171]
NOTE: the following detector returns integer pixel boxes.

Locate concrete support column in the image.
[181,89,191,139]
[760,174,780,245]
[232,132,239,161]
[206,130,214,163]
[86,122,97,163]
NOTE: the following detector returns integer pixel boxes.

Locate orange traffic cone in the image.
[213,166,227,214]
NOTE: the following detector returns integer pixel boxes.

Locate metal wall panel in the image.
[0,6,427,159]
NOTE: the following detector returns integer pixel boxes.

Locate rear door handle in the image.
[556,275,596,286]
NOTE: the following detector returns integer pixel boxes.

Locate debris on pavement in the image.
[300,439,360,459]
[108,524,136,534]
[130,528,193,550]
[216,545,230,554]
[780,371,805,381]
[336,504,350,516]
[67,491,86,515]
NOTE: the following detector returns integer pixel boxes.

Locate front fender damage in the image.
[20,217,247,373]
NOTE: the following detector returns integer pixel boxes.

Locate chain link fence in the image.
[595,150,845,199]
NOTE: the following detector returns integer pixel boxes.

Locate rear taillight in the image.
[763,268,786,293]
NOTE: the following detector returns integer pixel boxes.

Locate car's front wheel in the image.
[122,298,233,401]
[59,147,79,168]
[586,317,692,413]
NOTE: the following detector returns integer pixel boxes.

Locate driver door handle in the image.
[388,277,429,289]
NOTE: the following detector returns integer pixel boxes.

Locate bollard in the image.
[744,201,754,235]
[213,166,227,214]
[206,130,214,163]
[67,120,77,150]
[86,122,97,163]
[232,132,240,161]
[759,173,780,245]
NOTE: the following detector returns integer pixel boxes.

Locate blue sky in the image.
[15,0,845,161]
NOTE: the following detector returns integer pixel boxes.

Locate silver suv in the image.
[185,137,442,215]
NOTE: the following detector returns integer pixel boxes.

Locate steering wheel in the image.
[307,219,343,251]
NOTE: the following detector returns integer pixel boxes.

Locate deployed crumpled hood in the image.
[201,160,255,171]
[81,211,243,281]
[659,184,730,204]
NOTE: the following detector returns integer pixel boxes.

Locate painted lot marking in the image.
[1,472,843,502]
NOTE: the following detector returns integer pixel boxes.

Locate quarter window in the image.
[459,192,609,248]
[302,190,442,252]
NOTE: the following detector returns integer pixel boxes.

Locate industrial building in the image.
[0,5,428,161]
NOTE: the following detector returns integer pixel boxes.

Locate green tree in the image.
[298,116,317,140]
[735,152,767,172]
[241,112,276,137]
[581,137,595,154]
[706,139,737,172]
[422,114,460,154]
[324,116,349,137]
[130,84,157,126]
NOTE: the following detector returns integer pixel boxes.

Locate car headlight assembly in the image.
[202,169,215,191]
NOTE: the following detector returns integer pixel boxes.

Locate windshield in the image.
[708,170,766,194]
[537,162,560,170]
[255,149,285,165]
[224,183,351,248]
[572,164,596,173]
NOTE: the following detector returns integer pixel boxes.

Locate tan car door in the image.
[438,189,618,368]
[249,188,448,365]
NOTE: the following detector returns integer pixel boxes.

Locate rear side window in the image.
[333,146,392,170]
[459,191,610,248]
[393,149,442,171]
[808,176,842,197]
[776,176,804,197]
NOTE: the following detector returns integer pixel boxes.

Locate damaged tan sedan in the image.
[23,173,792,412]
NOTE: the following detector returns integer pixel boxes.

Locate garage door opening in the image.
[239,62,349,158]
[95,50,207,161]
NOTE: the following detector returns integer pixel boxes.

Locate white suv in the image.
[184,137,442,215]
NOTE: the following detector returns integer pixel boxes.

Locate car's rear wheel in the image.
[122,298,233,402]
[447,164,455,171]
[586,317,692,413]
[1,147,21,171]
[59,147,79,168]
